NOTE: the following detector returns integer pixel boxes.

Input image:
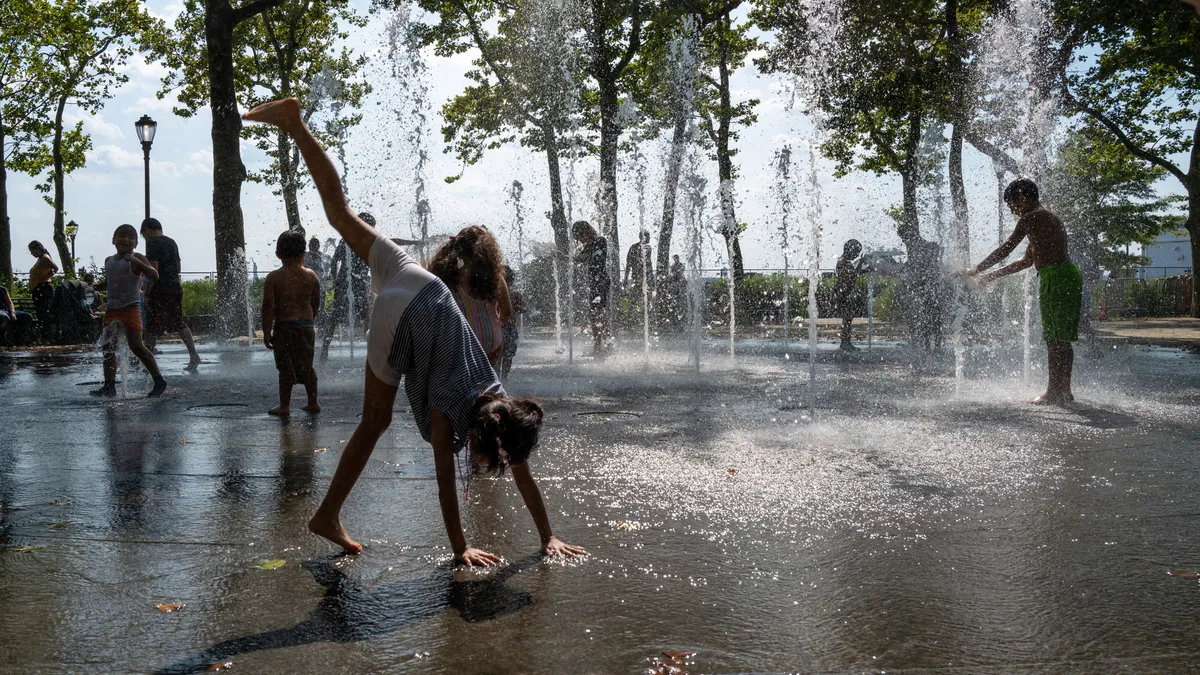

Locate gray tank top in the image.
[105,255,143,310]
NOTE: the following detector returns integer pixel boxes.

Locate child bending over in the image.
[262,230,322,416]
[91,224,167,397]
[244,98,586,566]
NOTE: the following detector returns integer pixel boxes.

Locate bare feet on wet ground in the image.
[308,512,363,553]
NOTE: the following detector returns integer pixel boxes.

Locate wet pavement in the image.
[1,337,1198,674]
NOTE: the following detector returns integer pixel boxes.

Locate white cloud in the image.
[63,110,126,140]
[120,53,170,91]
[125,95,178,115]
[87,144,184,177]
[146,0,184,22]
[88,144,143,169]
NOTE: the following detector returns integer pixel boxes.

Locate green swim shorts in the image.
[1039,262,1083,342]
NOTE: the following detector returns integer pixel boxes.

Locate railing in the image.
[1129,266,1193,279]
[1098,274,1194,319]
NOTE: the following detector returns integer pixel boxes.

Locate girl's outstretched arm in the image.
[510,462,588,558]
[431,410,501,567]
[242,99,377,261]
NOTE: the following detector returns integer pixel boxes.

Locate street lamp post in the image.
[134,115,157,220]
[67,220,78,262]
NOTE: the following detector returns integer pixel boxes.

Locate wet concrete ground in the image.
[1,336,1198,674]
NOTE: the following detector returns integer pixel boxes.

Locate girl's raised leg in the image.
[242,99,377,261]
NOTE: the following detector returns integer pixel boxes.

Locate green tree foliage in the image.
[0,0,59,281]
[14,0,161,278]
[1049,122,1184,274]
[156,0,368,234]
[693,3,758,278]
[754,0,945,254]
[411,0,587,253]
[1052,0,1200,315]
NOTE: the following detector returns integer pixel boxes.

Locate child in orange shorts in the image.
[91,224,167,397]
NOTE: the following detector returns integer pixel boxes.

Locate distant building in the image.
[1140,230,1192,278]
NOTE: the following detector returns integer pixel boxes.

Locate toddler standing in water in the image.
[91,224,167,397]
[429,227,512,369]
[262,230,322,416]
[243,98,585,565]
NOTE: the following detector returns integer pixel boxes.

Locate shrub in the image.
[181,278,217,315]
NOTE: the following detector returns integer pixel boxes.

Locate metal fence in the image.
[1098,274,1194,319]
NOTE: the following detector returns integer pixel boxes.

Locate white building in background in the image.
[1140,230,1192,278]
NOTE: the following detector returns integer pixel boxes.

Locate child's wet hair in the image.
[276,230,307,259]
[843,239,862,256]
[1003,178,1039,205]
[471,393,544,474]
[309,236,320,252]
[571,220,597,241]
[113,224,137,240]
[429,225,505,301]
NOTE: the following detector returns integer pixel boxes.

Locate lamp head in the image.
[135,115,157,145]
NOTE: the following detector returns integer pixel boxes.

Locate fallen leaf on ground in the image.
[47,499,70,506]
[48,521,68,529]
[1168,569,1200,579]
[315,447,327,453]
[255,559,287,570]
[206,661,234,671]
[612,521,642,531]
[155,603,184,612]
[339,440,346,443]
[726,469,737,476]
[11,545,43,553]
[180,440,190,445]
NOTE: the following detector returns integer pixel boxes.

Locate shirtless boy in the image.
[262,230,322,415]
[963,179,1082,406]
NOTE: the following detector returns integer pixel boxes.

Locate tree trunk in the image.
[279,129,302,232]
[1188,189,1199,317]
[542,126,568,256]
[715,16,743,279]
[657,115,687,276]
[542,125,570,325]
[898,112,923,250]
[0,111,11,282]
[945,0,969,267]
[597,75,621,331]
[51,94,74,279]
[949,125,969,266]
[207,0,249,336]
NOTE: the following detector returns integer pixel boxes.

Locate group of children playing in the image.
[81,95,1079,567]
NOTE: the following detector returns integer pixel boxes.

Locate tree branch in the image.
[1060,80,1187,186]
[961,129,1019,175]
[613,0,644,76]
[232,0,287,26]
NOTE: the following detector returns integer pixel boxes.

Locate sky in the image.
[6,0,1188,280]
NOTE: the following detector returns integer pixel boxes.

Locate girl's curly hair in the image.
[470,392,545,474]
[429,225,505,301]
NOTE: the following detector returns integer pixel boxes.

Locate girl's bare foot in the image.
[242,98,302,130]
[184,357,201,372]
[309,513,362,553]
[269,406,290,416]
[302,402,321,413]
